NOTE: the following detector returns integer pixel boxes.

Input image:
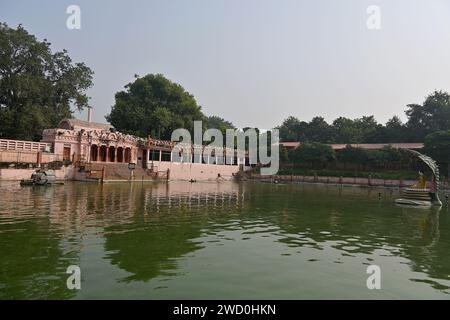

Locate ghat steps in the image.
[80,163,167,181]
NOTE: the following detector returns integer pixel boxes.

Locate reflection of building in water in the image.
[98,182,246,282]
[0,181,248,286]
[2,181,450,295]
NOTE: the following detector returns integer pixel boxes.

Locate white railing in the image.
[0,139,52,152]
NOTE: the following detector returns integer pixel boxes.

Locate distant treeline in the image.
[281,143,415,170]
[276,91,450,143]
[279,132,450,176]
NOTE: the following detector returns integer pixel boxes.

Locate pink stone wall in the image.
[249,174,417,188]
[0,150,62,163]
[155,161,240,181]
[0,166,75,181]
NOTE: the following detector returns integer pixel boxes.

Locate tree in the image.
[337,145,368,169]
[332,117,361,143]
[423,130,450,175]
[356,116,380,143]
[0,23,93,140]
[277,116,303,141]
[205,115,235,146]
[383,116,407,143]
[306,117,333,143]
[106,74,205,139]
[291,142,335,168]
[406,91,450,141]
[206,115,235,132]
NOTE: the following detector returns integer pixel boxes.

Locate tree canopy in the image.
[206,115,235,133]
[277,91,450,144]
[106,74,206,139]
[424,130,450,175]
[290,142,335,168]
[0,23,93,141]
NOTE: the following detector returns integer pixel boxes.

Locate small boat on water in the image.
[20,169,64,186]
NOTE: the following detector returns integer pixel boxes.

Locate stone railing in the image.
[0,139,52,152]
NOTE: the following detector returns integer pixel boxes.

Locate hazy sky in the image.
[2,0,450,129]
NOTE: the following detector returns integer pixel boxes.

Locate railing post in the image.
[37,151,42,168]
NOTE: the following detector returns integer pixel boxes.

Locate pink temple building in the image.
[42,118,138,165]
[0,110,244,181]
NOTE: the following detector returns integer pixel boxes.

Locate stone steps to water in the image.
[80,163,165,181]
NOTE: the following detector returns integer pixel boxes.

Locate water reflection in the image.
[0,181,449,299]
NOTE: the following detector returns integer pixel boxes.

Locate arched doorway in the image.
[90,145,98,162]
[117,147,124,163]
[124,147,131,163]
[109,146,115,162]
[100,145,107,162]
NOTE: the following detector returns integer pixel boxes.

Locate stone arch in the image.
[100,145,107,162]
[117,147,124,163]
[124,147,132,163]
[90,144,98,162]
[108,146,116,162]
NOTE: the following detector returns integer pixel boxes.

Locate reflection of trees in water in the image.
[0,184,80,299]
[103,218,205,282]
[1,180,448,296]
[242,183,450,292]
[0,219,79,299]
[101,182,244,283]
[401,209,450,291]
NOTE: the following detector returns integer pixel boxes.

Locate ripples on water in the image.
[0,181,449,299]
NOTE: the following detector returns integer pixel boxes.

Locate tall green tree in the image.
[106,74,205,139]
[0,23,93,141]
[332,117,361,143]
[206,115,235,132]
[355,116,381,143]
[306,117,333,143]
[278,116,302,141]
[205,115,235,146]
[406,91,450,141]
[382,116,407,143]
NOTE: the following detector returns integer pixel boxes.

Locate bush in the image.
[290,143,335,168]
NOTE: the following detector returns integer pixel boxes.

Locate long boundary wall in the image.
[153,161,240,181]
[0,166,75,181]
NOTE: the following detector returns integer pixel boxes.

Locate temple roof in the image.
[58,118,114,131]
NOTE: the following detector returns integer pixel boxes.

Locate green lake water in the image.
[0,180,449,299]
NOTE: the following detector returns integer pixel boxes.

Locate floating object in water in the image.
[20,169,64,186]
